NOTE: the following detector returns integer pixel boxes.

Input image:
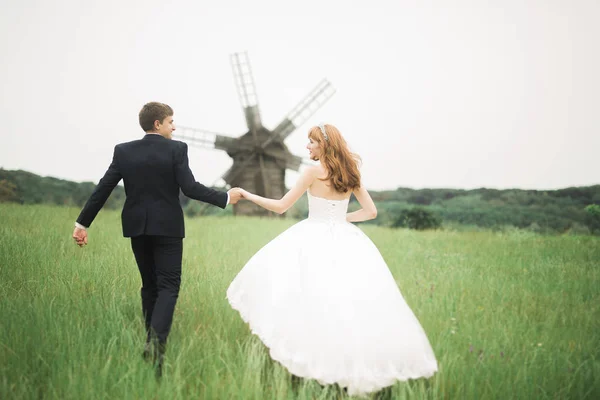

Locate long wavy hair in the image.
[308,124,362,193]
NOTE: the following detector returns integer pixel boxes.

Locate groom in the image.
[72,102,241,376]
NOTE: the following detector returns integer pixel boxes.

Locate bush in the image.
[584,204,600,234]
[393,207,442,230]
[0,179,19,203]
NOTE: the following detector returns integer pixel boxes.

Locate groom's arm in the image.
[75,146,123,229]
[174,142,228,208]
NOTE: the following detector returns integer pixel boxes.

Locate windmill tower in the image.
[176,51,335,216]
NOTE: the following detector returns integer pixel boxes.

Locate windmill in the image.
[176,51,336,216]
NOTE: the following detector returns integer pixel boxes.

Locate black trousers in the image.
[130,235,183,345]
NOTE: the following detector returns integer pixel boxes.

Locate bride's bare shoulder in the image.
[314,164,328,177]
[304,164,326,177]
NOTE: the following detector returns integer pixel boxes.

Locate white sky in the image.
[1,0,598,191]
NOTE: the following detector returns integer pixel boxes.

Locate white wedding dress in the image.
[227,191,438,395]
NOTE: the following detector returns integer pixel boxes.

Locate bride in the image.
[227,123,438,396]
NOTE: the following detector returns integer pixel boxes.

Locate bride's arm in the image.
[241,167,318,214]
[346,186,377,222]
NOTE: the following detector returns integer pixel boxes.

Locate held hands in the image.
[227,187,252,205]
[227,187,243,205]
[72,227,88,247]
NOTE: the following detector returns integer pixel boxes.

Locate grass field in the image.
[1,203,599,399]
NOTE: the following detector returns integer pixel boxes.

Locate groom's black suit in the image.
[77,133,228,345]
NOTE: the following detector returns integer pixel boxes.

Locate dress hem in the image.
[227,290,438,396]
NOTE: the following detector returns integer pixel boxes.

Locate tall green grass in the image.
[1,203,598,399]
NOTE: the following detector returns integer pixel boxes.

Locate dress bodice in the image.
[307,191,350,223]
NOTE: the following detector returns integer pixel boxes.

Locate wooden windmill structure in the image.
[176,51,336,216]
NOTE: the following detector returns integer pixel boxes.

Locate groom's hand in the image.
[72,227,88,247]
[227,188,242,205]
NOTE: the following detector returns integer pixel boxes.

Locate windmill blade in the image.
[231,51,262,132]
[286,155,303,171]
[261,148,303,171]
[300,157,314,167]
[175,125,238,151]
[266,79,336,147]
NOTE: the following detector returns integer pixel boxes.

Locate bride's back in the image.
[308,165,353,201]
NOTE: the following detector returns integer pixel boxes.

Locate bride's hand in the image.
[239,188,251,199]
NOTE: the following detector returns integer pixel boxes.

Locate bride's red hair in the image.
[308,124,361,193]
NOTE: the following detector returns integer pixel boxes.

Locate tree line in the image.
[1,168,599,235]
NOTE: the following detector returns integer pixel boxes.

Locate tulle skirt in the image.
[227,218,438,395]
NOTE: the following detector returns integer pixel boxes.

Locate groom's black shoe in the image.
[155,356,163,380]
[152,342,166,380]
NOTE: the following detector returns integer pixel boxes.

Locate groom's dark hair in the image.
[139,102,174,132]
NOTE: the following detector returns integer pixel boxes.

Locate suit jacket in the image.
[76,134,227,238]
